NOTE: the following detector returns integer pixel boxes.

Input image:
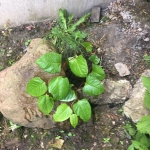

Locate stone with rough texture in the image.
[124,70,150,122]
[0,38,63,129]
[115,63,130,77]
[91,7,101,23]
[79,79,132,105]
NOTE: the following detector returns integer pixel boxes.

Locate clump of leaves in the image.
[47,9,92,57]
[125,76,150,150]
[124,122,150,150]
[26,52,105,128]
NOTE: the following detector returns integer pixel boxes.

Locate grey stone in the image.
[115,63,130,77]
[124,70,150,122]
[91,7,101,23]
[78,79,132,105]
[0,38,64,129]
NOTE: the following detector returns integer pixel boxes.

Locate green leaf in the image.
[68,14,73,25]
[53,103,72,122]
[36,52,62,74]
[38,94,54,115]
[58,9,67,30]
[125,124,136,136]
[48,76,69,100]
[136,116,150,134]
[69,12,91,32]
[144,90,150,109]
[74,30,87,40]
[83,75,104,96]
[73,99,91,122]
[60,87,77,102]
[89,64,105,80]
[68,55,88,77]
[132,140,140,149]
[70,114,78,128]
[89,54,100,64]
[127,144,134,150]
[139,134,150,148]
[82,42,92,52]
[26,77,47,97]
[142,76,150,92]
[143,55,150,61]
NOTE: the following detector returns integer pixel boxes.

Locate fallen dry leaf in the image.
[48,139,64,149]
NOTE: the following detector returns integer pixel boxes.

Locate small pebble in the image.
[6,54,11,57]
[115,63,130,77]
[144,37,149,42]
[112,121,116,125]
[138,28,142,32]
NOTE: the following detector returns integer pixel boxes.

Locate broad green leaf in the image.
[68,55,88,77]
[142,76,150,92]
[89,64,105,80]
[26,77,47,97]
[127,144,134,150]
[73,99,91,122]
[82,42,92,52]
[132,140,140,149]
[36,52,62,74]
[48,76,69,100]
[144,90,150,109]
[89,54,100,64]
[60,88,77,102]
[53,103,72,122]
[83,75,104,96]
[38,94,54,115]
[139,134,150,148]
[136,116,150,134]
[70,114,78,128]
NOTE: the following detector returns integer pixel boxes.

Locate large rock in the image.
[79,79,132,105]
[0,38,62,129]
[124,70,150,122]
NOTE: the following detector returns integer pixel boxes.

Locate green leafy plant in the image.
[26,51,105,128]
[47,9,92,56]
[25,39,32,46]
[124,122,150,150]
[125,75,150,150]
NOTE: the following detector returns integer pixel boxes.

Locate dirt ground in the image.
[0,0,150,149]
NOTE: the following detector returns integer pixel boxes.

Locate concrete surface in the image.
[0,0,115,29]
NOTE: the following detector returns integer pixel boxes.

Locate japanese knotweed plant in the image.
[47,9,92,56]
[26,52,105,128]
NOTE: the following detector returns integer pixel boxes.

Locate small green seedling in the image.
[9,121,21,131]
[8,59,15,65]
[103,137,110,143]
[0,66,4,71]
[0,49,6,56]
[25,39,32,46]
